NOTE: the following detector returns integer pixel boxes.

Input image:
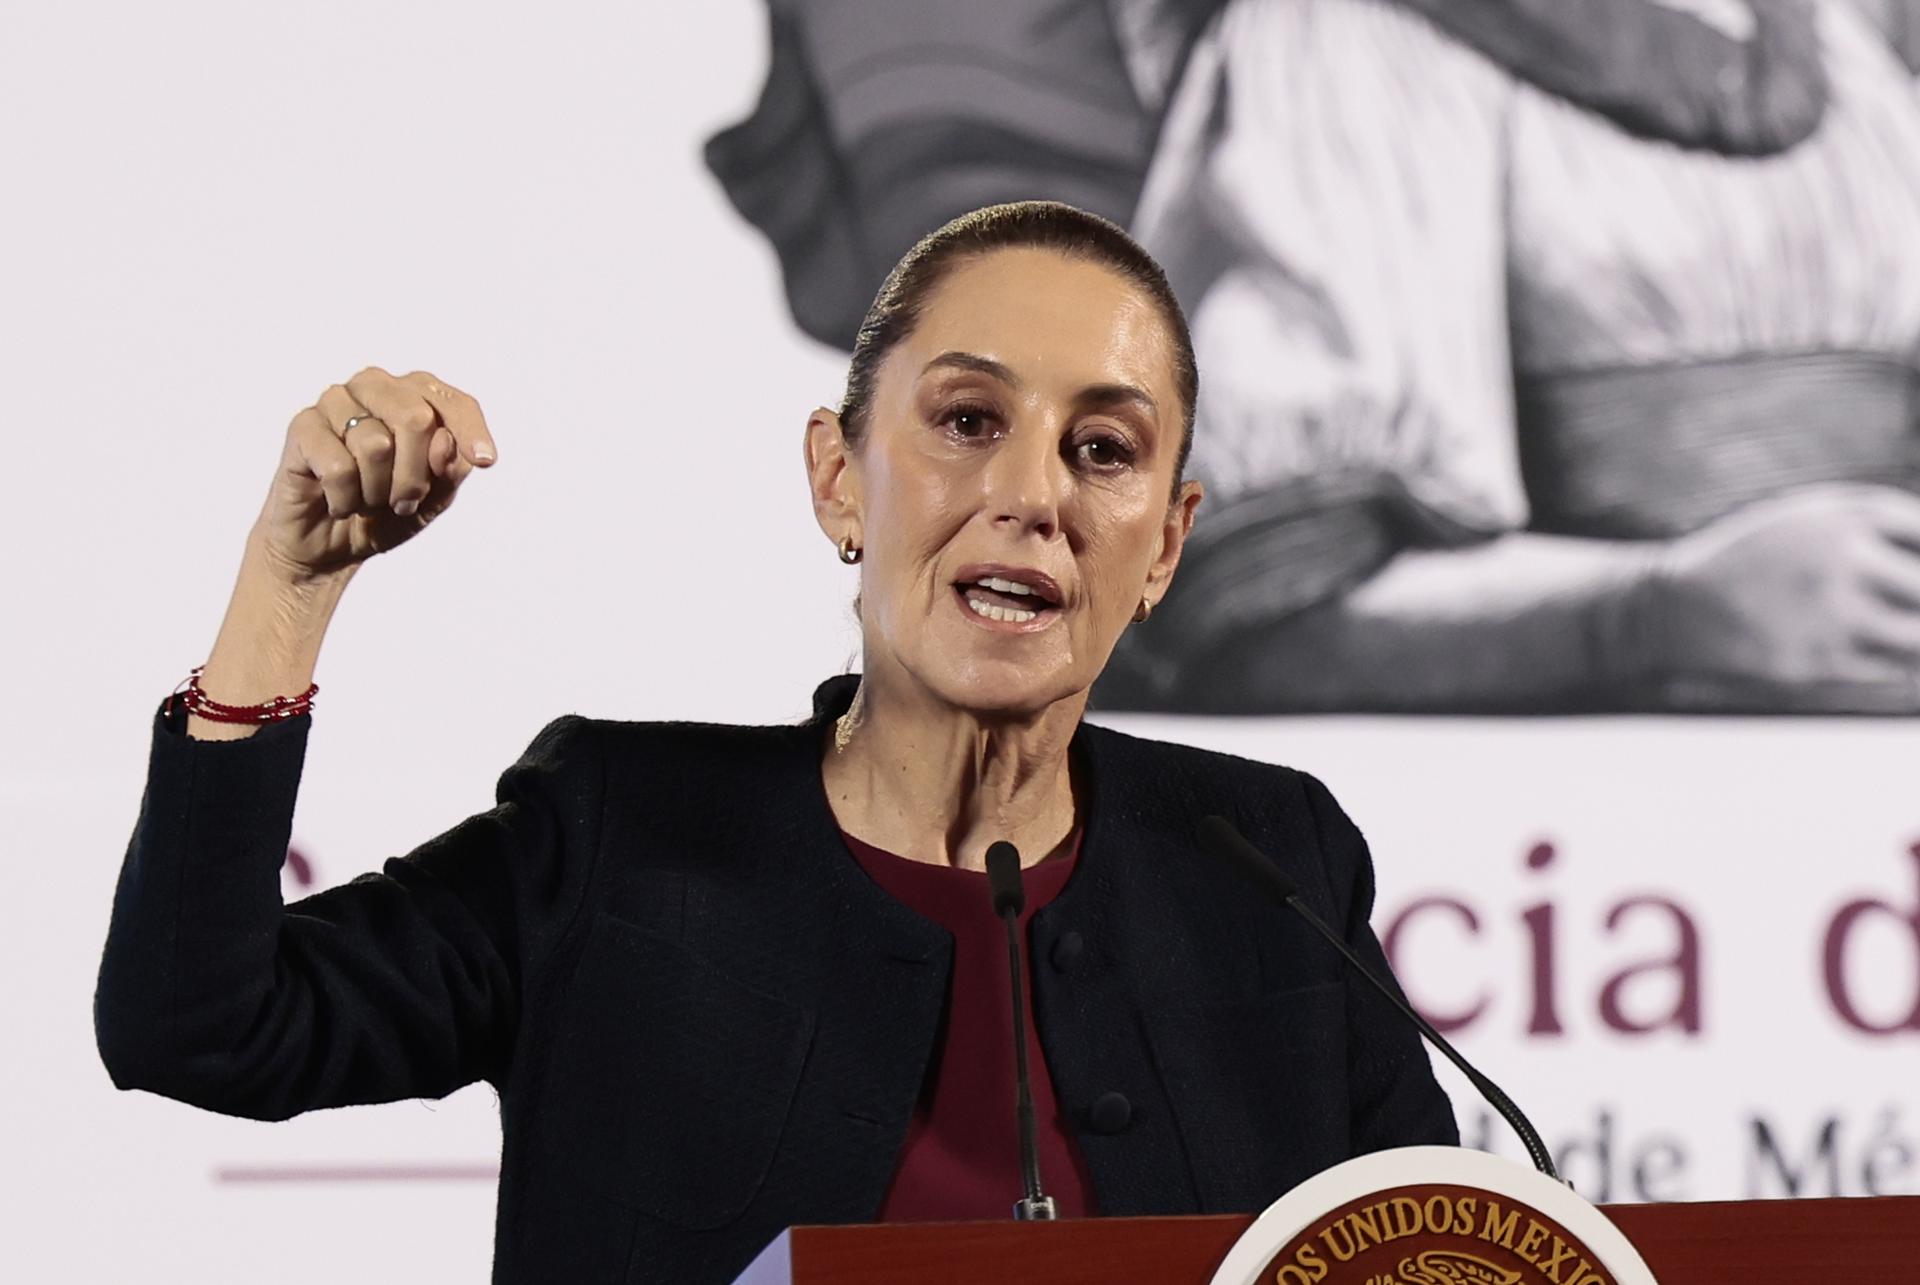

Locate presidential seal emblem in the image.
[1209,1147,1659,1285]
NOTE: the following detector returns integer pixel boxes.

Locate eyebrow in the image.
[921,350,1160,417]
[1079,382,1160,418]
[922,350,1020,386]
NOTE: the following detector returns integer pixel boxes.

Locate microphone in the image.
[985,840,1059,1220]
[1194,815,1560,1180]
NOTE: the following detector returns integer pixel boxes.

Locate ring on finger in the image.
[343,411,382,436]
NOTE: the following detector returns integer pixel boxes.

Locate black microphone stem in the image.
[1000,908,1050,1214]
[1280,885,1558,1180]
[986,840,1058,1221]
[1196,816,1559,1181]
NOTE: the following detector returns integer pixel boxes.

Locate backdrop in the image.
[4,2,1916,1282]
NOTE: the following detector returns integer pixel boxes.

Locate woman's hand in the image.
[1641,482,1920,711]
[182,368,499,740]
[255,366,498,583]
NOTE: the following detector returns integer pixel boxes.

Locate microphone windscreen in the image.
[1195,815,1300,900]
[986,841,1025,916]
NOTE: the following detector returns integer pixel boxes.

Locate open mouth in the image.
[955,574,1063,625]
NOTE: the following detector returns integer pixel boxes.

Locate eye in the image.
[938,401,1001,440]
[1072,431,1136,471]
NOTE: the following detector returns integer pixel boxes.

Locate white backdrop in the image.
[3,2,1915,1282]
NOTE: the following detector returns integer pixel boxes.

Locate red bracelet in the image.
[167,665,318,723]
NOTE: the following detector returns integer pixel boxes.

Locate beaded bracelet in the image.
[167,665,318,723]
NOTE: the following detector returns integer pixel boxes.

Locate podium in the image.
[733,1194,1920,1282]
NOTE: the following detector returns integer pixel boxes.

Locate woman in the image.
[94,203,1456,1284]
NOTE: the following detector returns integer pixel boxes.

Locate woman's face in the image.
[809,246,1202,718]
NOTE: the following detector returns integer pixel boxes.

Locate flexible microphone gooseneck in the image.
[1193,815,1560,1180]
[985,840,1059,1220]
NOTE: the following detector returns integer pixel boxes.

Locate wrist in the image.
[200,538,349,687]
[1587,542,1673,709]
[243,522,359,601]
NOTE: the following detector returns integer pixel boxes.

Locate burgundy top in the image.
[839,828,1097,1221]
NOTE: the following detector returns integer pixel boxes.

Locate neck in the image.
[822,664,1084,872]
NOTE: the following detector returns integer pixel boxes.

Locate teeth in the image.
[967,595,1037,624]
[979,576,1036,597]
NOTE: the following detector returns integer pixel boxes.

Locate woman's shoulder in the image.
[516,676,849,778]
[1078,717,1346,829]
[1078,720,1375,919]
[1079,716,1297,776]
[529,708,818,766]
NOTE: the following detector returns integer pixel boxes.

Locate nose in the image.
[982,419,1065,540]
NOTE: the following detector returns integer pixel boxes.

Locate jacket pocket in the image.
[536,911,815,1231]
[1140,979,1349,1213]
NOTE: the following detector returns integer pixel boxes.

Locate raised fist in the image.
[255,366,498,581]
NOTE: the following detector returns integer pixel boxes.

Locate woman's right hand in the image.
[1642,482,1920,711]
[255,366,498,583]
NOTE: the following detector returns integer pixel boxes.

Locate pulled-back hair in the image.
[837,201,1198,491]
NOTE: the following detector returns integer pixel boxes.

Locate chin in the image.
[919,654,1089,721]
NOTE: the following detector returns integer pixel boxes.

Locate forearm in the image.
[96,687,315,1109]
[96,526,352,1099]
[1204,532,1662,713]
[98,707,587,1118]
[189,524,355,740]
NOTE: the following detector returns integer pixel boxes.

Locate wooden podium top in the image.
[734,1194,1920,1283]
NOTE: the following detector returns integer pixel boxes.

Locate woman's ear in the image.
[804,407,861,546]
[1142,479,1204,606]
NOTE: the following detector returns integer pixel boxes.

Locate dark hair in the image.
[837,201,1198,492]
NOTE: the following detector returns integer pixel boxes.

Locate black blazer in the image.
[96,673,1457,1283]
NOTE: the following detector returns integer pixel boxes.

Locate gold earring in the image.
[1132,596,1153,623]
[838,534,862,565]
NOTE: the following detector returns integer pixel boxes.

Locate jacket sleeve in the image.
[1297,771,1462,1153]
[93,699,602,1122]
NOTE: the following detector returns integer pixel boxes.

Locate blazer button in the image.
[1087,1091,1132,1135]
[1050,930,1085,973]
